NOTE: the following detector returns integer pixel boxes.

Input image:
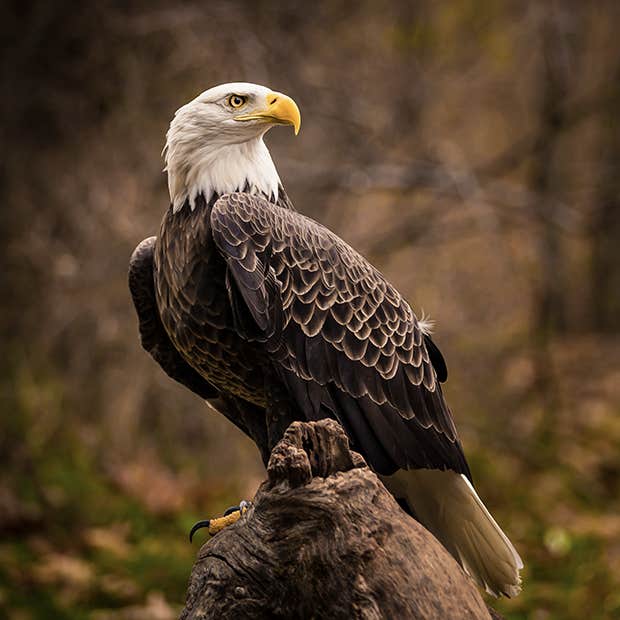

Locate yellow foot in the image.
[189,500,251,542]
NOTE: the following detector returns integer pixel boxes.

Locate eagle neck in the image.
[166,135,281,213]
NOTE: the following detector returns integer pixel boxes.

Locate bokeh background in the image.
[2,1,620,618]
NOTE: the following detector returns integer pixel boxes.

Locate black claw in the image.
[189,519,211,542]
[223,504,240,516]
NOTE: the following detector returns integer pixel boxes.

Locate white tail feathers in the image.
[382,469,523,597]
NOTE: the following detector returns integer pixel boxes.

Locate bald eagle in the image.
[129,82,522,597]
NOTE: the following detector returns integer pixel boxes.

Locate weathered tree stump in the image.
[181,419,498,619]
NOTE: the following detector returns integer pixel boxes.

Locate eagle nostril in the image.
[269,96,278,105]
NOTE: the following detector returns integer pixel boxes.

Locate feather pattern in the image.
[153,194,270,406]
[208,191,469,477]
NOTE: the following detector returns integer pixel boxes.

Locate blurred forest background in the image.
[2,1,620,618]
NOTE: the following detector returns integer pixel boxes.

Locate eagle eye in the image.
[228,94,247,108]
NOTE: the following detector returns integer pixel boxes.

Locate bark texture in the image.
[181,419,495,620]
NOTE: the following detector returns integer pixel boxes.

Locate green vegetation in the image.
[0,364,246,620]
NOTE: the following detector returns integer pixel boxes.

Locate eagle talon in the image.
[189,519,211,542]
[189,500,251,542]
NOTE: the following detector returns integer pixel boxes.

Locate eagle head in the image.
[164,82,301,213]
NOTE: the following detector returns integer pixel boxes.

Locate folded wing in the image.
[211,192,470,478]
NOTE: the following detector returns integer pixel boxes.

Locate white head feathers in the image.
[164,82,300,213]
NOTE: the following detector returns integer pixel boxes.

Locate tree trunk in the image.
[529,3,575,337]
[589,42,620,331]
[181,419,499,620]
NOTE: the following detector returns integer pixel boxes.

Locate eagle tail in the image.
[383,469,523,597]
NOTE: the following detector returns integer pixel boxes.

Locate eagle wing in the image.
[211,193,470,478]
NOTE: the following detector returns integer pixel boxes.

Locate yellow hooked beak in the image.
[235,92,301,135]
